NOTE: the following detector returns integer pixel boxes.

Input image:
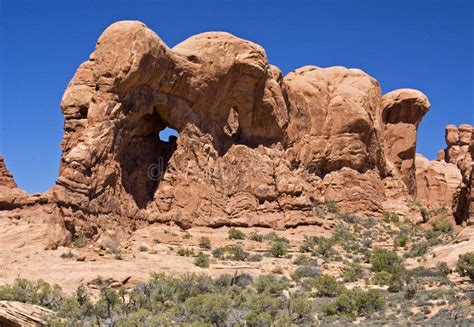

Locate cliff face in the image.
[415,124,473,224]
[0,21,471,239]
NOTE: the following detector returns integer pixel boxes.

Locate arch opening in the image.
[118,112,179,209]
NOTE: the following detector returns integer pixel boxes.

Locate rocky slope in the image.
[0,20,472,245]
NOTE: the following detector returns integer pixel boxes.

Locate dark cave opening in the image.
[118,112,178,209]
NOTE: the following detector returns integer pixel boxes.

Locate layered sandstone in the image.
[443,124,473,224]
[415,124,473,224]
[3,21,470,240]
[0,156,28,210]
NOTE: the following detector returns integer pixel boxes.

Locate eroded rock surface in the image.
[1,21,470,239]
[415,124,473,224]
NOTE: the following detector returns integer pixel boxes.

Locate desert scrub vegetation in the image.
[198,236,211,249]
[248,230,263,242]
[456,252,474,281]
[267,239,289,258]
[212,245,249,261]
[2,255,472,325]
[194,252,210,268]
[228,227,245,240]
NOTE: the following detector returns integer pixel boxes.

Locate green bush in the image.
[198,237,211,249]
[254,275,289,295]
[342,263,364,282]
[395,234,409,248]
[194,252,210,268]
[406,241,429,258]
[268,240,289,258]
[0,278,63,310]
[225,245,249,261]
[371,248,403,274]
[431,220,453,234]
[182,293,230,325]
[289,296,314,324]
[456,252,474,281]
[248,231,263,242]
[177,247,195,257]
[324,289,385,317]
[301,235,335,258]
[228,228,245,240]
[383,212,400,224]
[292,265,320,281]
[420,207,431,223]
[312,274,344,297]
[436,261,451,277]
[371,271,392,286]
[211,247,224,259]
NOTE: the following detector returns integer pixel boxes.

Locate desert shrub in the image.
[198,237,211,249]
[387,272,404,293]
[153,238,161,244]
[243,294,282,322]
[182,293,231,325]
[293,254,311,266]
[139,245,148,252]
[371,248,403,274]
[362,217,378,229]
[324,289,385,317]
[301,235,335,258]
[60,251,74,259]
[292,265,321,281]
[372,271,392,286]
[211,247,224,259]
[352,289,385,315]
[248,231,263,242]
[289,296,314,324]
[431,220,453,234]
[225,245,249,261]
[312,274,344,297]
[342,263,364,282]
[332,225,354,243]
[420,207,431,222]
[114,310,171,326]
[177,247,195,257]
[404,283,418,299]
[406,241,429,258]
[228,228,245,240]
[267,240,289,258]
[194,252,210,268]
[72,234,87,248]
[254,275,289,295]
[456,252,474,281]
[395,234,409,248]
[436,261,451,277]
[383,212,400,224]
[182,232,192,240]
[0,278,63,310]
[325,200,340,214]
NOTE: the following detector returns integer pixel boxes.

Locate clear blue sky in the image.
[0,0,472,193]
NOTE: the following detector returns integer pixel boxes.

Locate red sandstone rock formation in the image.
[1,21,470,238]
